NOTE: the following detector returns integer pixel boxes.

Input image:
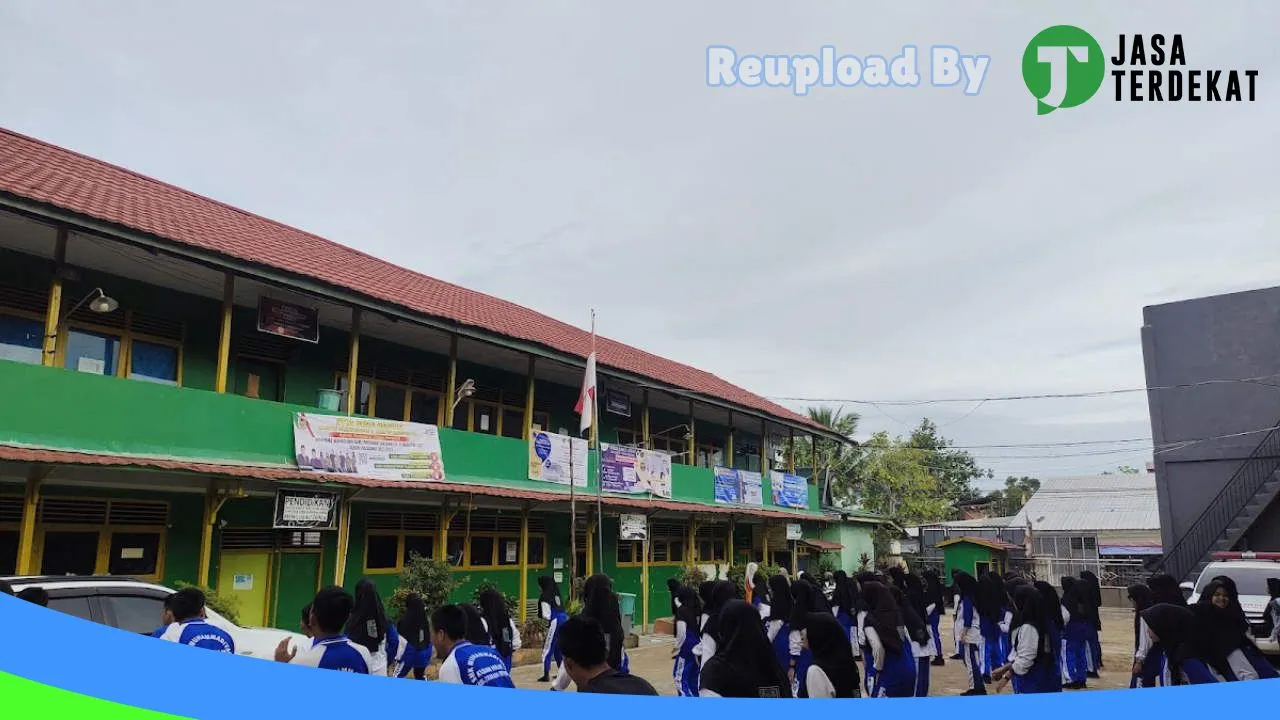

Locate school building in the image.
[0,128,880,632]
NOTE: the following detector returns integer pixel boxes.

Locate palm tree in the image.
[791,406,861,507]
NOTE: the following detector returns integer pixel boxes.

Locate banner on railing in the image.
[528,430,588,487]
[600,444,672,498]
[293,413,446,481]
[771,471,809,509]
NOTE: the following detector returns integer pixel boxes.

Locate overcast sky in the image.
[1,2,1275,488]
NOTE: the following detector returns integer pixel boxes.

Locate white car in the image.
[4,575,308,660]
[1180,558,1280,656]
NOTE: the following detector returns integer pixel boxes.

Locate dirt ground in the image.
[507,607,1138,695]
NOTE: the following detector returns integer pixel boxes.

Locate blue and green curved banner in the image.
[0,594,1270,715]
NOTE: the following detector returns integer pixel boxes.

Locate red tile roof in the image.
[0,128,823,432]
[0,444,825,522]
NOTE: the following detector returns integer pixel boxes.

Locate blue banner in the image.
[713,466,741,503]
[771,471,808,509]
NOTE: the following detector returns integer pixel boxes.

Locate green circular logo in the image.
[1022,25,1105,115]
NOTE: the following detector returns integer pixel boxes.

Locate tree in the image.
[850,431,953,524]
[791,406,862,508]
[904,419,990,505]
[1102,465,1140,475]
[990,476,1041,516]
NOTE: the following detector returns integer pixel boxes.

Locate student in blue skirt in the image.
[394,593,432,679]
[991,585,1060,694]
[765,573,793,671]
[537,575,567,682]
[672,585,701,696]
[1058,577,1091,689]
[860,581,917,697]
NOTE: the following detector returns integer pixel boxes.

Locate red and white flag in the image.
[574,351,597,433]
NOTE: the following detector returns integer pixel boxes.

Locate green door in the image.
[273,552,321,631]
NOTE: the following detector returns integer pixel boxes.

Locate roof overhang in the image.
[0,193,844,444]
[0,443,831,523]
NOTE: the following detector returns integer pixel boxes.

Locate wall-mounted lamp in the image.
[452,378,476,410]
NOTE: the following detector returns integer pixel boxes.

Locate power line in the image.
[768,374,1280,406]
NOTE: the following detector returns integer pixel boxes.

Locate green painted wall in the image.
[941,543,1005,579]
[0,359,828,520]
[823,522,876,574]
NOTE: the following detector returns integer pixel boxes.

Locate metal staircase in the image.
[1159,420,1280,582]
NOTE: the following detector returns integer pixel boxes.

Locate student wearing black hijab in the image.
[537,575,568,682]
[1127,584,1160,688]
[976,573,1009,684]
[1208,575,1278,678]
[697,580,715,634]
[345,578,390,675]
[698,580,736,668]
[395,593,432,679]
[672,585,702,696]
[579,574,627,674]
[700,600,793,698]
[860,581,918,697]
[953,570,986,695]
[461,602,492,646]
[991,585,1059,694]
[667,577,681,635]
[1033,581,1065,687]
[787,579,820,696]
[831,570,858,646]
[1058,576,1090,689]
[751,569,770,617]
[765,573,793,671]
[1078,570,1104,676]
[922,568,947,665]
[479,588,520,670]
[1197,580,1260,681]
[1147,573,1186,606]
[895,580,935,696]
[801,610,862,697]
[1141,603,1231,684]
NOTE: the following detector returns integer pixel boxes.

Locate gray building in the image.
[1142,285,1280,581]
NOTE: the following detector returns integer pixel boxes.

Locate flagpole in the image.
[591,309,604,568]
[569,436,576,598]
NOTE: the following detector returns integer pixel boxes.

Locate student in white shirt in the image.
[478,589,522,670]
[345,578,389,675]
[802,611,862,697]
[275,586,372,674]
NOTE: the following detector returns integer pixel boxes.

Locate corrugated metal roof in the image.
[918,517,1017,529]
[1010,475,1160,531]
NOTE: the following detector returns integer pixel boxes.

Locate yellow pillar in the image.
[586,516,596,576]
[523,356,536,439]
[197,489,217,587]
[518,507,530,622]
[726,411,734,469]
[333,495,352,585]
[641,522,650,629]
[16,472,43,575]
[788,427,796,474]
[641,390,650,446]
[214,273,234,393]
[688,400,696,466]
[810,434,818,477]
[437,507,458,563]
[728,519,735,565]
[686,517,697,567]
[345,309,361,415]
[40,228,68,367]
[760,419,768,473]
[444,335,458,427]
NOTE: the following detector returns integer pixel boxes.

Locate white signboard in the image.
[786,523,803,541]
[528,430,588,487]
[619,513,647,541]
[293,413,446,482]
